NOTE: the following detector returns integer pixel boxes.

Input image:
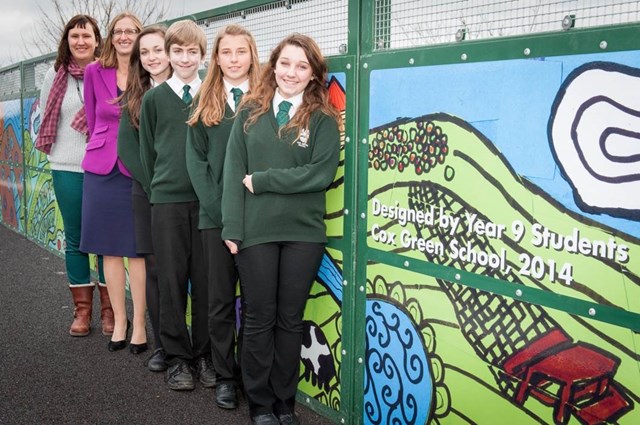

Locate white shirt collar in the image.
[224,78,250,112]
[167,74,202,99]
[273,90,304,119]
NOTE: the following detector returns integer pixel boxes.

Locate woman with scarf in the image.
[37,15,113,337]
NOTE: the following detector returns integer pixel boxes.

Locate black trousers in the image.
[201,228,240,383]
[144,254,161,349]
[151,202,210,365]
[236,241,324,417]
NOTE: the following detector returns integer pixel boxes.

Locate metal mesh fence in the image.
[197,0,349,64]
[1,57,55,97]
[373,0,640,51]
[22,59,54,93]
[0,67,21,97]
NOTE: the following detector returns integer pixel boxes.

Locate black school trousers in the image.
[235,241,324,417]
[201,228,240,383]
[151,201,210,366]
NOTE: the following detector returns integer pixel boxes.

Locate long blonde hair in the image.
[242,33,341,133]
[98,12,143,68]
[188,24,259,127]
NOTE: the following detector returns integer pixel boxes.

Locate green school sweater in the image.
[139,83,198,204]
[221,106,340,249]
[117,108,149,193]
[186,106,235,229]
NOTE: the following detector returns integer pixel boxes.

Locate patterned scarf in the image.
[36,58,89,154]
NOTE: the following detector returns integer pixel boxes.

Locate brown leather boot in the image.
[69,286,94,336]
[98,284,115,335]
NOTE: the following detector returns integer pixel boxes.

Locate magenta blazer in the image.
[81,62,131,177]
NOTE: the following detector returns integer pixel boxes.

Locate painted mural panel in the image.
[0,99,25,231]
[21,93,63,251]
[365,51,640,424]
[300,247,344,411]
[296,74,347,413]
[363,264,638,425]
[23,96,47,169]
[325,74,346,239]
[0,163,23,230]
[24,167,63,253]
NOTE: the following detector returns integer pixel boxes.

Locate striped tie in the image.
[182,85,192,104]
[276,101,292,127]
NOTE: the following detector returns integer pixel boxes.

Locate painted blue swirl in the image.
[364,299,432,425]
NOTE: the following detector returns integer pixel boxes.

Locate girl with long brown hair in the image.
[117,25,171,364]
[221,33,341,425]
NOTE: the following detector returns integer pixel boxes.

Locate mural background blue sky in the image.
[369,50,640,239]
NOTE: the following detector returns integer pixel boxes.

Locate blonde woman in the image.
[80,12,146,352]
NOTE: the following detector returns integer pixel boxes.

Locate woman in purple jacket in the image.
[80,12,147,353]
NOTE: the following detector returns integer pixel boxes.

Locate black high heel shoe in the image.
[108,320,130,352]
[129,342,148,355]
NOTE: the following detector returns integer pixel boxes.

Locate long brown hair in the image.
[118,25,169,128]
[54,15,102,71]
[242,33,341,133]
[98,12,143,68]
[188,24,259,127]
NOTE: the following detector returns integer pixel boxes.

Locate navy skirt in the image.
[80,166,140,258]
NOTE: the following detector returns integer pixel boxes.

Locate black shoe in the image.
[215,383,237,409]
[251,413,279,425]
[108,319,130,352]
[277,413,300,425]
[165,361,195,391]
[194,356,216,388]
[107,339,127,351]
[129,342,148,355]
[145,348,167,372]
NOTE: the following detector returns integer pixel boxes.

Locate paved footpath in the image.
[0,225,332,425]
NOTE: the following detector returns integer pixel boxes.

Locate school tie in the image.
[230,87,243,110]
[276,100,292,127]
[182,85,192,104]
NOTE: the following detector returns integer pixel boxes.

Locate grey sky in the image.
[0,0,237,67]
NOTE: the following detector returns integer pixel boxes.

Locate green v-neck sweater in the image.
[117,108,148,192]
[186,105,235,229]
[139,83,198,204]
[221,105,340,249]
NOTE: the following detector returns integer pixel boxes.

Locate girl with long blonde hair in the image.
[186,23,260,409]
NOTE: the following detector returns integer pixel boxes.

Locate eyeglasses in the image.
[112,28,139,37]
